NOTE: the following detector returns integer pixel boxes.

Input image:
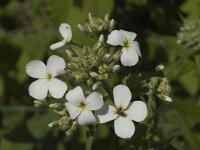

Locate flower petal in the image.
[114,117,135,138]
[50,41,66,50]
[86,92,104,110]
[65,86,85,106]
[48,78,67,99]
[132,41,141,57]
[121,47,139,66]
[65,102,82,119]
[95,104,118,123]
[26,60,47,78]
[59,23,72,42]
[77,110,96,125]
[29,79,48,99]
[125,101,147,122]
[119,30,137,41]
[46,55,66,77]
[107,30,125,46]
[113,84,132,109]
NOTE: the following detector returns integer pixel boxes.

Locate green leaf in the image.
[0,139,33,150]
[26,109,57,139]
[46,0,114,45]
[181,0,200,19]
[178,68,200,96]
[169,101,200,119]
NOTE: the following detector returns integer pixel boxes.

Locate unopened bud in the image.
[34,100,47,107]
[92,82,100,90]
[103,54,110,61]
[88,13,92,21]
[89,72,99,77]
[163,95,172,102]
[49,103,61,109]
[109,19,116,31]
[77,24,85,32]
[48,122,57,128]
[104,13,110,22]
[66,50,73,59]
[66,121,77,135]
[87,79,93,86]
[113,65,120,73]
[54,110,67,116]
[158,94,172,102]
[98,34,104,43]
[156,64,165,71]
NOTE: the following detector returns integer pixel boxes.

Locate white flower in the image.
[26,55,67,99]
[65,86,103,125]
[107,30,141,66]
[50,23,72,50]
[95,85,147,138]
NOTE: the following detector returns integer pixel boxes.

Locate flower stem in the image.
[85,125,95,150]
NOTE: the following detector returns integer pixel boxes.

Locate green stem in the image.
[86,134,93,150]
[85,125,95,150]
[102,81,112,97]
[194,55,200,75]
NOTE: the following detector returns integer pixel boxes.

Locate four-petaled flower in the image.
[107,30,141,66]
[65,86,103,125]
[50,23,72,50]
[96,84,147,138]
[26,55,67,99]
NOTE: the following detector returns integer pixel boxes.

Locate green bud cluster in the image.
[177,19,200,54]
[148,77,172,102]
[67,41,121,88]
[34,100,48,107]
[48,102,78,135]
[78,13,116,36]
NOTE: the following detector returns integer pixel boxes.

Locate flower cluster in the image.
[26,14,170,139]
[177,19,200,54]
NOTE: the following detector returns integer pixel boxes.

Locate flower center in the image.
[80,102,87,110]
[46,73,52,81]
[123,40,131,48]
[116,107,127,117]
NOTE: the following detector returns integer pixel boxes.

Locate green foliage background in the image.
[0,0,200,149]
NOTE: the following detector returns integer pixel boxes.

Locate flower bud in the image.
[48,122,58,128]
[98,34,105,43]
[156,64,165,71]
[103,54,110,62]
[88,13,92,22]
[109,19,116,32]
[158,94,172,102]
[66,121,77,135]
[77,24,85,32]
[113,65,120,73]
[34,100,47,107]
[92,82,101,90]
[49,103,62,109]
[104,13,110,22]
[87,79,93,86]
[89,72,99,78]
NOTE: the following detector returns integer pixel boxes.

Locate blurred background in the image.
[0,0,200,150]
